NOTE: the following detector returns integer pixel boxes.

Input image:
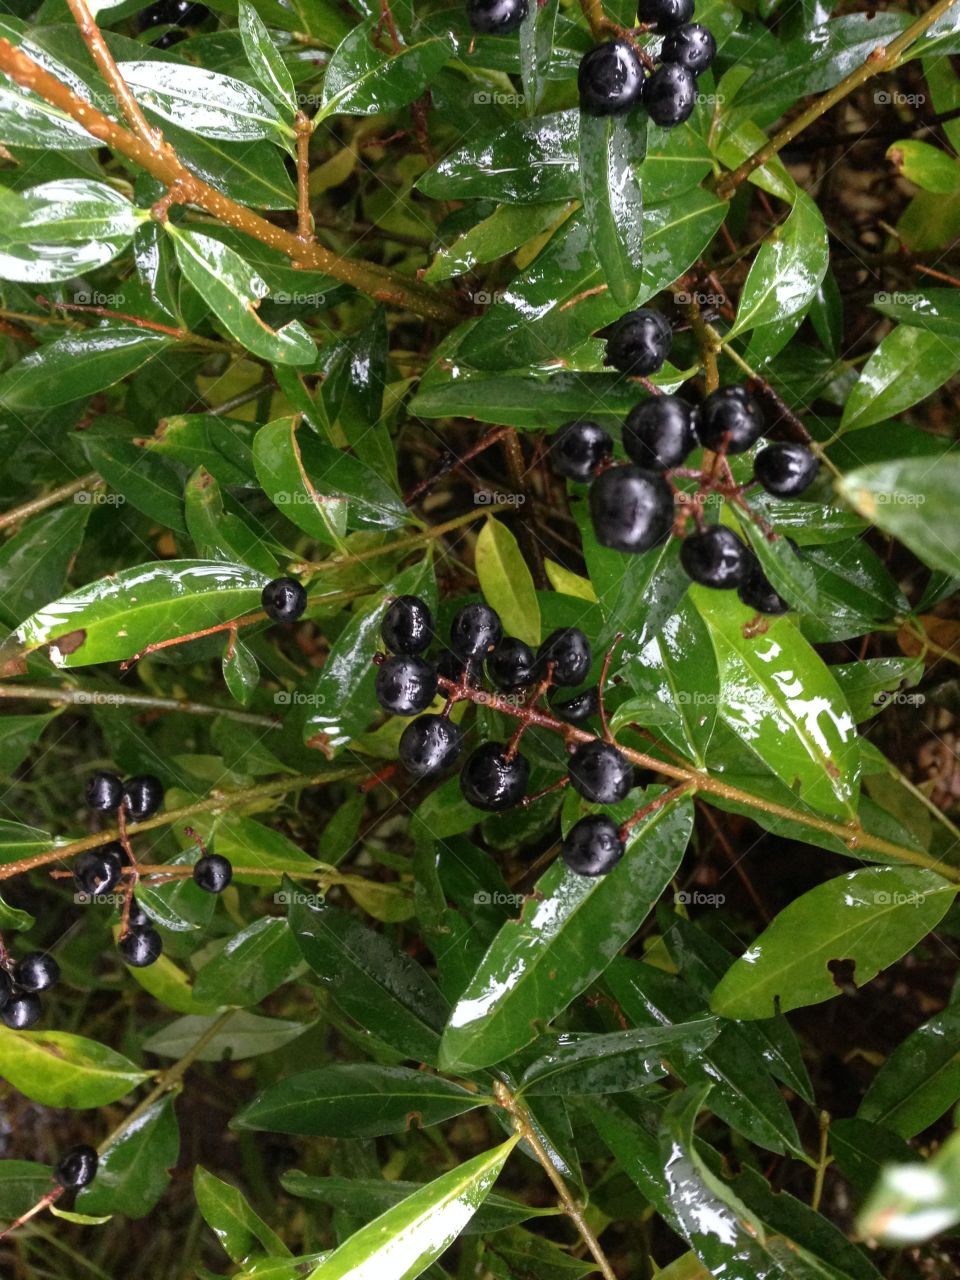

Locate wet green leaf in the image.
[475,518,540,647]
[318,24,452,119]
[193,917,302,1008]
[730,190,828,337]
[77,1095,179,1219]
[195,1166,290,1263]
[578,111,646,308]
[0,178,142,282]
[839,325,960,432]
[859,1002,960,1138]
[838,456,960,576]
[0,327,172,410]
[0,1026,150,1107]
[118,59,294,144]
[239,0,298,114]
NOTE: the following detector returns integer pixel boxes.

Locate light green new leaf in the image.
[0,1026,150,1107]
[239,0,298,115]
[888,139,960,194]
[711,866,956,1020]
[305,1137,518,1280]
[729,189,828,337]
[423,201,568,282]
[475,518,540,647]
[838,456,960,577]
[170,228,315,365]
[0,327,171,410]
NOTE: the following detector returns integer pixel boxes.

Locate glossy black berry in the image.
[550,421,613,482]
[13,953,59,993]
[151,28,186,46]
[578,41,645,117]
[537,628,592,687]
[467,0,528,34]
[193,854,233,894]
[569,740,633,804]
[487,638,537,691]
[261,577,307,623]
[460,742,530,811]
[637,0,693,29]
[604,308,672,376]
[563,815,625,876]
[399,715,464,778]
[118,926,163,968]
[140,0,210,26]
[623,396,698,471]
[644,62,697,127]
[122,774,164,822]
[590,465,674,553]
[84,770,123,812]
[450,603,503,660]
[1,993,41,1029]
[382,595,434,655]
[681,525,750,589]
[754,442,819,497]
[436,648,479,687]
[697,386,765,453]
[376,655,438,716]
[551,687,599,724]
[56,1144,99,1191]
[74,849,122,898]
[660,23,716,74]
[738,560,790,615]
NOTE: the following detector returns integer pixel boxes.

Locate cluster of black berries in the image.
[578,0,716,127]
[0,949,60,1030]
[551,309,819,612]
[374,596,638,878]
[262,577,307,624]
[137,0,211,47]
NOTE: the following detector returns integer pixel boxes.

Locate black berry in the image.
[450,603,503,659]
[466,0,528,34]
[660,23,716,75]
[74,849,122,898]
[697,386,765,453]
[552,687,599,724]
[436,648,479,686]
[128,896,149,928]
[637,0,693,29]
[590,465,674,553]
[487,638,537,691]
[193,854,233,894]
[459,742,530,811]
[140,0,210,26]
[604,308,672,376]
[578,41,645,117]
[118,926,163,968]
[84,770,123,812]
[382,595,433,654]
[738,560,790,615]
[623,396,698,471]
[644,62,697,127]
[550,421,613,482]
[569,740,633,804]
[399,715,463,777]
[55,1145,99,1191]
[375,655,438,715]
[122,775,164,822]
[680,525,750,589]
[537,628,592,687]
[13,953,59,993]
[1,993,42,1029]
[261,577,307,623]
[563,815,625,875]
[754,442,819,497]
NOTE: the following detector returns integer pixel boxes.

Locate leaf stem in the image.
[294,112,314,244]
[715,0,960,199]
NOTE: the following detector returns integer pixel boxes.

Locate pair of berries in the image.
[85,771,164,821]
[0,951,60,1030]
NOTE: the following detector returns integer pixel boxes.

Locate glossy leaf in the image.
[729,189,828,337]
[839,324,960,432]
[859,1002,960,1138]
[77,1096,179,1219]
[193,917,302,1008]
[195,1166,290,1263]
[578,111,646,307]
[318,24,452,119]
[711,866,956,1020]
[118,60,293,144]
[0,327,171,410]
[239,0,298,114]
[0,1026,149,1107]
[475,518,540,647]
[0,179,142,282]
[838,456,960,577]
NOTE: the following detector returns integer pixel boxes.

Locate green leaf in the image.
[239,0,298,114]
[858,1126,960,1244]
[0,1161,55,1222]
[195,1166,290,1264]
[223,634,261,706]
[872,286,960,339]
[578,111,646,307]
[193,917,302,1008]
[0,23,98,150]
[475,518,540,647]
[0,502,89,629]
[0,1026,150,1107]
[423,201,568,283]
[233,1064,489,1136]
[117,60,294,144]
[440,792,694,1071]
[839,324,960,432]
[519,1019,719,1095]
[0,712,54,774]
[318,24,452,119]
[0,821,59,866]
[838,456,960,577]
[143,1012,308,1061]
[711,866,956,1020]
[76,1095,178,1219]
[729,190,828,337]
[692,585,860,818]
[185,467,277,577]
[82,431,187,534]
[169,228,315,364]
[0,179,142,282]
[0,560,268,672]
[288,892,449,1063]
[519,0,559,113]
[889,139,960,194]
[0,327,172,410]
[830,1117,916,1199]
[859,1002,960,1138]
[303,1137,519,1280]
[0,892,34,933]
